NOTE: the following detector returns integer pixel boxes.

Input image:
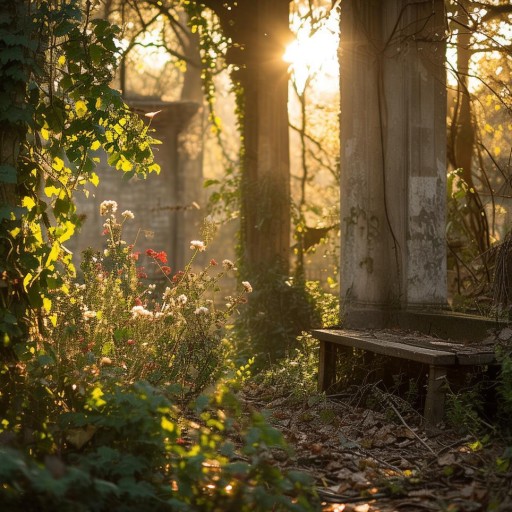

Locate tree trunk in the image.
[452,0,490,258]
[206,0,292,273]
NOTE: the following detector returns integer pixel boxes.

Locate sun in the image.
[283,8,339,93]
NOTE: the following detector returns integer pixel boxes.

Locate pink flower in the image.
[210,259,218,266]
[126,339,135,346]
[161,266,171,275]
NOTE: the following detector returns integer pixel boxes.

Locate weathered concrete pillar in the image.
[339,0,447,327]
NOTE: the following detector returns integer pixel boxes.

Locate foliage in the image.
[0,0,160,344]
[0,379,319,511]
[39,206,249,402]
[234,266,324,367]
[250,281,338,399]
[447,168,490,305]
[496,345,512,434]
[0,207,318,510]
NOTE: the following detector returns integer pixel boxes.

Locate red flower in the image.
[210,259,218,266]
[172,271,184,283]
[146,249,157,258]
[161,266,171,275]
[126,339,135,346]
[102,228,109,236]
[136,267,147,279]
[155,251,167,263]
[130,251,140,261]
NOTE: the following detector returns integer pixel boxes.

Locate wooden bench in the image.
[312,328,497,427]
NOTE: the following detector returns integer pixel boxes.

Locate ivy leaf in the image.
[0,164,17,184]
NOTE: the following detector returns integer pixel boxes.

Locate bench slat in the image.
[313,329,456,365]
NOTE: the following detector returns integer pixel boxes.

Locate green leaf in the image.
[0,164,17,184]
[89,44,104,64]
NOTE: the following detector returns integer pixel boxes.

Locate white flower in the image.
[121,210,134,220]
[99,200,118,216]
[190,240,206,251]
[148,284,156,291]
[83,310,97,319]
[177,294,188,305]
[242,281,253,293]
[194,306,209,315]
[131,305,152,319]
[222,259,235,270]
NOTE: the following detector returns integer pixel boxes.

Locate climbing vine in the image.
[0,0,160,344]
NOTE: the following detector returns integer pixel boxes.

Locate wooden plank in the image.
[424,365,447,427]
[312,329,456,365]
[318,341,337,392]
[456,351,495,365]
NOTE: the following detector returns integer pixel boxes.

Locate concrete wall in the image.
[68,100,203,278]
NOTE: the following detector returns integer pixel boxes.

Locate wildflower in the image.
[100,357,112,366]
[155,251,167,263]
[121,210,134,220]
[83,310,97,319]
[131,305,152,319]
[136,267,147,279]
[194,306,209,315]
[99,200,117,216]
[242,281,253,293]
[190,240,206,252]
[126,339,135,346]
[130,251,140,261]
[148,284,156,291]
[134,297,143,306]
[177,294,187,305]
[161,266,171,275]
[146,249,157,258]
[210,259,218,266]
[222,259,235,270]
[173,271,184,283]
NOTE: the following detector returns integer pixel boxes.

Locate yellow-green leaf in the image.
[75,100,87,118]
[43,297,52,312]
[161,416,175,433]
[52,157,64,172]
[22,196,36,210]
[44,185,60,198]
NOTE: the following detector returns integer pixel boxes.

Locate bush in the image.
[234,265,326,366]
[46,203,249,401]
[0,380,319,511]
[0,203,319,511]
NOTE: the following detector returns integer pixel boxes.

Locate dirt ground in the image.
[241,382,512,512]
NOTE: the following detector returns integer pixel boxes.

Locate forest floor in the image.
[240,381,512,512]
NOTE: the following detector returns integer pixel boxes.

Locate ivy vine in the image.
[0,0,160,344]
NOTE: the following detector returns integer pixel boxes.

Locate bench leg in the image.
[318,340,337,392]
[424,365,447,428]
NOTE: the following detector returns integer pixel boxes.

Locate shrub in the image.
[46,203,250,401]
[0,380,319,511]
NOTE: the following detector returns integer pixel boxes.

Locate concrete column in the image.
[339,0,447,327]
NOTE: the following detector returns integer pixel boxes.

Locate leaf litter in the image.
[240,381,512,511]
